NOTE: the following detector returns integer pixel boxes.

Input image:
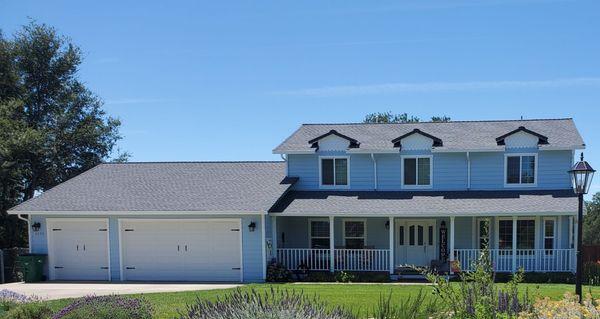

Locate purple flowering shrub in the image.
[0,289,35,314]
[0,290,51,319]
[52,295,153,319]
[178,288,355,319]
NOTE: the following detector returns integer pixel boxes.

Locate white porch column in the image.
[271,216,278,260]
[449,216,455,274]
[261,214,267,281]
[512,216,517,273]
[329,216,335,273]
[389,217,395,274]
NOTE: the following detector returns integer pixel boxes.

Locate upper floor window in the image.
[505,154,537,186]
[402,156,432,188]
[320,157,348,187]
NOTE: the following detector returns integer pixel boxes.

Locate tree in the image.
[0,22,126,248]
[363,111,451,123]
[583,193,600,245]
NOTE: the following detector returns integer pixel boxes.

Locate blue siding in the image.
[289,150,572,191]
[31,214,264,283]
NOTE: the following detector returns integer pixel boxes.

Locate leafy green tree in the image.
[363,111,451,123]
[584,193,600,245]
[0,22,125,248]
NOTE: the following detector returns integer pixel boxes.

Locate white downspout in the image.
[17,214,31,253]
[467,152,471,190]
[371,153,378,190]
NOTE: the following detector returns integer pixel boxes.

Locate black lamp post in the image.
[569,152,595,302]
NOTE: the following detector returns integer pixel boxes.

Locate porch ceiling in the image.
[269,190,578,216]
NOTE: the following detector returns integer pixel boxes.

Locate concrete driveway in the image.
[0,282,240,300]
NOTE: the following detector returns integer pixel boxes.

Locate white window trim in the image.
[543,217,556,251]
[477,218,491,249]
[318,156,350,189]
[342,219,367,248]
[400,155,433,189]
[495,217,538,250]
[503,153,538,187]
[308,218,330,248]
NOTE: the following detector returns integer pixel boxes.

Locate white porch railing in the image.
[277,248,390,272]
[277,249,330,271]
[454,249,575,272]
[334,249,390,272]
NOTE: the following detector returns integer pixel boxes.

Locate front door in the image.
[396,220,436,267]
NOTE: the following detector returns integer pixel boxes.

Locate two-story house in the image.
[9,118,585,282]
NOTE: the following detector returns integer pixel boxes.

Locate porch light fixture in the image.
[569,152,595,302]
[248,222,256,232]
[385,221,390,230]
[31,222,41,232]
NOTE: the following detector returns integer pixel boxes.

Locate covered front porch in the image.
[268,215,577,274]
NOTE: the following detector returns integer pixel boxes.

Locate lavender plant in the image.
[178,287,356,319]
[51,295,153,319]
[425,251,532,318]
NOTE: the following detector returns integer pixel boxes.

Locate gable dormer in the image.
[308,130,359,151]
[496,126,548,148]
[391,129,443,150]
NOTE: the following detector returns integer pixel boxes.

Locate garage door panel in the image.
[121,219,242,282]
[47,219,109,281]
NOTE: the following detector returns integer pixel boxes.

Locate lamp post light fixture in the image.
[569,152,595,303]
[31,222,41,232]
[248,222,257,232]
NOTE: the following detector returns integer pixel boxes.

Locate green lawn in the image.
[45,283,600,319]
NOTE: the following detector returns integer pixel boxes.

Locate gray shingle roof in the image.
[9,162,291,213]
[273,118,584,153]
[270,190,578,216]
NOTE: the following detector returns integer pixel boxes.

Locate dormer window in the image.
[505,153,537,186]
[401,155,432,188]
[320,156,349,187]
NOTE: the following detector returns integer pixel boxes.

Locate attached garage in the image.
[119,219,243,282]
[46,219,110,281]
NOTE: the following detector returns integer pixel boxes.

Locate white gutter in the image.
[467,152,471,190]
[17,214,31,253]
[370,153,377,190]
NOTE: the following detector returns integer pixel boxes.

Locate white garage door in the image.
[120,219,242,282]
[47,219,110,281]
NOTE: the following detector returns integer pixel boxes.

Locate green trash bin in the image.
[17,254,46,283]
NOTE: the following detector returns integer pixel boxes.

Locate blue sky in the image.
[2,0,600,196]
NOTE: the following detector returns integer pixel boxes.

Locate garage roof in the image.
[9,162,292,214]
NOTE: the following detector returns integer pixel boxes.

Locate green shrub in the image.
[335,271,356,283]
[51,295,153,319]
[305,271,336,282]
[178,288,355,319]
[3,302,52,319]
[305,271,390,283]
[371,290,438,319]
[266,261,293,282]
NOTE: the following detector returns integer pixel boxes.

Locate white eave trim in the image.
[7,210,268,216]
[269,211,577,217]
[272,150,316,155]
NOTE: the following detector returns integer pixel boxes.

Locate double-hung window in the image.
[498,219,536,253]
[505,154,537,186]
[320,157,348,187]
[344,220,366,249]
[309,220,330,249]
[402,156,432,188]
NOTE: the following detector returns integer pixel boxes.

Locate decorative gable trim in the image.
[391,129,443,148]
[308,130,360,150]
[496,126,549,146]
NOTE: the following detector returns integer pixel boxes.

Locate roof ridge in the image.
[300,118,573,126]
[101,161,285,164]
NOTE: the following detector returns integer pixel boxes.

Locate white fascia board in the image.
[538,145,586,151]
[346,149,398,154]
[269,211,577,217]
[7,210,267,216]
[431,148,505,153]
[272,149,315,155]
